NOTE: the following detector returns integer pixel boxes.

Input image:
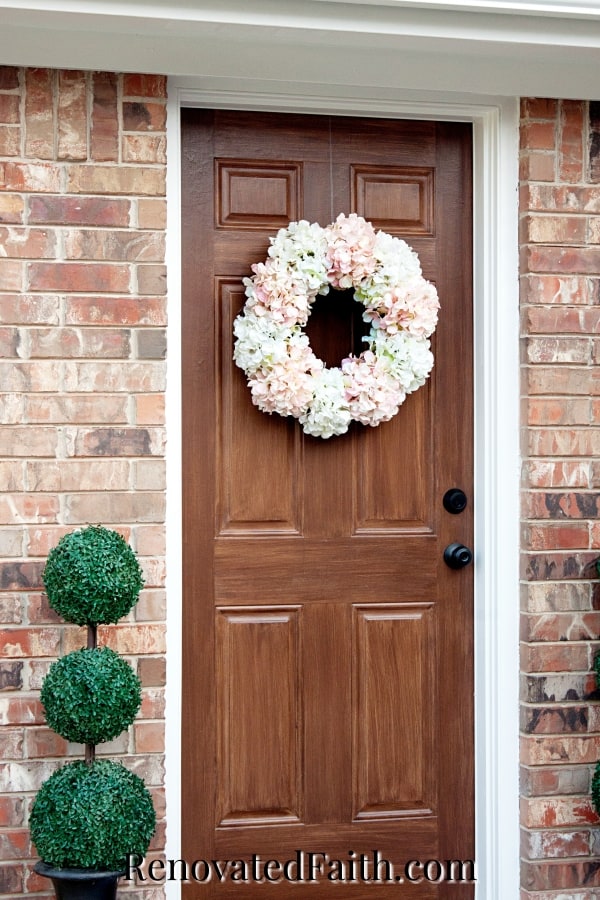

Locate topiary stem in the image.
[86,623,97,765]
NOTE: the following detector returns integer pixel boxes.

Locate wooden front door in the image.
[181,109,474,898]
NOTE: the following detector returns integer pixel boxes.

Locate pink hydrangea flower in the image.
[324,213,377,289]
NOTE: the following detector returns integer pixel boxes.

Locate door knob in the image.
[444,542,473,569]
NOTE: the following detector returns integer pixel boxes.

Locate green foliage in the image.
[592,761,600,817]
[42,526,144,625]
[30,760,156,871]
[41,647,142,745]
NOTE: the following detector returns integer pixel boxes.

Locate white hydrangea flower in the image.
[299,368,352,439]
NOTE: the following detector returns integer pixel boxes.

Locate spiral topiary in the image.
[42,525,144,626]
[30,760,156,871]
[41,647,142,745]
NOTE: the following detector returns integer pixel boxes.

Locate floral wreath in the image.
[233,213,439,439]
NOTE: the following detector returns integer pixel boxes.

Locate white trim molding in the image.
[164,80,521,900]
[0,2,599,98]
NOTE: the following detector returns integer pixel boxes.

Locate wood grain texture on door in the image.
[181,109,473,898]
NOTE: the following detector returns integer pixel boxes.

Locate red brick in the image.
[134,722,165,753]
[135,394,165,425]
[0,494,60,524]
[0,697,44,725]
[64,295,167,326]
[0,194,24,224]
[524,306,600,333]
[523,184,600,213]
[101,623,166,655]
[0,67,20,90]
[0,797,24,828]
[133,460,166,491]
[523,552,598,582]
[0,361,62,392]
[75,426,156,456]
[0,862,23,894]
[62,360,165,392]
[122,101,166,133]
[2,162,61,192]
[137,264,166,294]
[521,98,559,119]
[522,861,600,892]
[521,764,590,796]
[0,227,56,259]
[528,430,600,457]
[136,587,166,619]
[520,152,556,182]
[0,295,59,324]
[520,121,557,151]
[67,164,165,196]
[526,337,591,365]
[24,395,129,425]
[0,125,20,156]
[28,195,131,226]
[527,366,599,396]
[521,705,588,734]
[26,459,130,491]
[522,733,600,765]
[524,245,600,275]
[27,261,130,292]
[24,590,64,621]
[122,74,167,98]
[521,641,590,673]
[90,71,118,162]
[523,523,590,551]
[0,426,58,457]
[122,134,167,165]
[64,229,165,262]
[521,274,590,305]
[28,326,131,358]
[138,656,166,687]
[523,214,586,244]
[23,728,68,759]
[521,831,591,859]
[64,491,165,525]
[57,69,88,161]
[24,69,54,160]
[0,94,20,125]
[527,399,590,427]
[525,612,600,642]
[137,198,167,230]
[0,259,23,291]
[0,627,61,658]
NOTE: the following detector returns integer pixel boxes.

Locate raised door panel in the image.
[353,605,436,819]
[217,280,302,534]
[216,607,303,826]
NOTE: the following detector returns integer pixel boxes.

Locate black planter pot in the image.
[34,861,125,900]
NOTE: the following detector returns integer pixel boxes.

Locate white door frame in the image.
[164,80,521,900]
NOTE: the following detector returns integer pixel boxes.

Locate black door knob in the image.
[443,488,467,514]
[444,542,473,569]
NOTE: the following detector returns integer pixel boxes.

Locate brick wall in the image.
[520,98,600,898]
[0,68,167,898]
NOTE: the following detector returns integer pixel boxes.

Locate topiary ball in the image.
[30,759,156,871]
[42,526,144,625]
[41,647,142,745]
